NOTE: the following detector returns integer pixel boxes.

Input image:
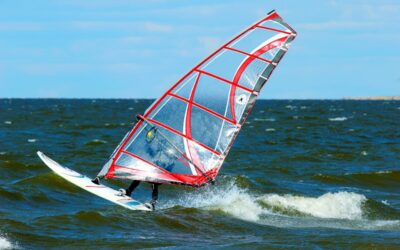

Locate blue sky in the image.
[0,0,399,99]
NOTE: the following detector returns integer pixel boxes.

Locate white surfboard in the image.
[37,151,152,211]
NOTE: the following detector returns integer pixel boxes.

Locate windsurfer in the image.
[119,181,160,210]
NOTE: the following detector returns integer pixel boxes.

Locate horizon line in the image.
[1,97,399,100]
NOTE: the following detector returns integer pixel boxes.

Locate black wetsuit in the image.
[126,180,160,205]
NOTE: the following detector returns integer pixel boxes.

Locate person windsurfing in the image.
[91,176,160,210]
[118,181,160,210]
[92,122,175,210]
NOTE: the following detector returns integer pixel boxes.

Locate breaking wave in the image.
[0,233,13,250]
[259,192,365,220]
[162,181,400,230]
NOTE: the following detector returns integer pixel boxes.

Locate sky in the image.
[0,0,399,99]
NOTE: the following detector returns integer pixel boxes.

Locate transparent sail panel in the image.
[124,124,193,175]
[259,47,281,61]
[200,50,247,82]
[230,28,280,54]
[236,57,269,90]
[114,155,178,182]
[259,20,290,32]
[149,97,188,133]
[172,72,199,99]
[188,141,223,171]
[232,88,253,122]
[193,74,233,120]
[116,153,162,173]
[190,106,237,154]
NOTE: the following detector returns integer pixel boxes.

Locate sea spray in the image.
[162,181,374,223]
[259,192,367,220]
[0,233,13,250]
[161,181,266,222]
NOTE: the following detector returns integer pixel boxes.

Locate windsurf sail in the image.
[98,10,297,187]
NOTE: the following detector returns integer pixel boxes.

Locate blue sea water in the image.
[0,99,399,249]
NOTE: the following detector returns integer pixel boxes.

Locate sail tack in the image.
[99,10,297,186]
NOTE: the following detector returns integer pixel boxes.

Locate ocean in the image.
[0,99,399,249]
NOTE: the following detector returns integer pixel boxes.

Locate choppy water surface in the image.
[0,99,399,249]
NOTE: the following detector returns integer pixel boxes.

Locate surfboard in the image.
[37,151,152,211]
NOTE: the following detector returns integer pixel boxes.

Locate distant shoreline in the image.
[1,97,400,100]
[343,96,400,100]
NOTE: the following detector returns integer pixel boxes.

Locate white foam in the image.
[4,121,12,125]
[265,128,276,132]
[259,192,366,220]
[0,235,13,250]
[27,139,37,143]
[329,117,347,121]
[162,182,266,222]
[162,182,399,230]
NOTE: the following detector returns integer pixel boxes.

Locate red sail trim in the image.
[194,69,256,124]
[108,12,280,177]
[104,11,296,185]
[223,46,274,64]
[229,35,289,125]
[194,69,254,93]
[264,11,280,21]
[168,93,236,125]
[112,165,182,183]
[119,150,186,180]
[107,119,144,178]
[254,25,292,35]
[224,36,292,161]
[121,150,168,172]
[144,117,222,157]
[262,12,297,34]
[114,155,219,186]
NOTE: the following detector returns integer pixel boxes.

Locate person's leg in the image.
[125,180,141,196]
[151,183,160,206]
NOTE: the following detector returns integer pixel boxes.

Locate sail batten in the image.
[99,10,296,186]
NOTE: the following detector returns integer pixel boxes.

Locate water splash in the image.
[0,233,13,250]
[259,192,366,220]
[162,182,265,222]
[161,181,400,230]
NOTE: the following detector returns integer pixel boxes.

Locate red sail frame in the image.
[101,10,297,187]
